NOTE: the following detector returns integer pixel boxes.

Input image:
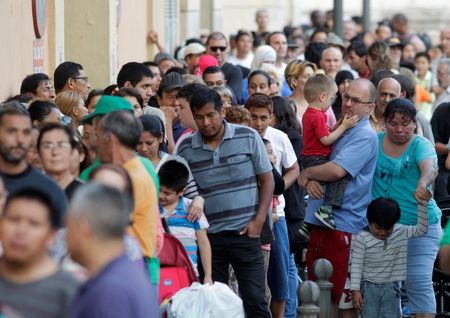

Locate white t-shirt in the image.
[228,52,254,69]
[263,126,298,217]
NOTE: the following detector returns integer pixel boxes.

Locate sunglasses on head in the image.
[210,46,227,52]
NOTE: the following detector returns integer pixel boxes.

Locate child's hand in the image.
[414,185,432,206]
[341,114,359,129]
[203,276,213,285]
[352,290,363,310]
[272,213,279,224]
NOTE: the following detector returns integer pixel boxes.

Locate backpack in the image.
[158,232,198,304]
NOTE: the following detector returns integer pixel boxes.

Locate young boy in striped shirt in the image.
[158,160,213,284]
[350,191,431,317]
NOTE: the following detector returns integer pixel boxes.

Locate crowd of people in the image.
[1,7,450,318]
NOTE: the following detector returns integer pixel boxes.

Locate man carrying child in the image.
[299,74,358,235]
[299,78,378,318]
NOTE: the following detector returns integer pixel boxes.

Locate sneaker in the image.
[298,223,311,240]
[314,207,336,229]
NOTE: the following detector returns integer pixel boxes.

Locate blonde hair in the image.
[55,90,83,117]
[284,60,317,90]
[225,107,251,125]
[367,41,395,71]
[304,74,336,103]
[260,63,282,88]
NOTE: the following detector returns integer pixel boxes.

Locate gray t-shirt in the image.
[0,269,79,318]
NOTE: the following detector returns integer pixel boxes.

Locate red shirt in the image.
[302,107,332,156]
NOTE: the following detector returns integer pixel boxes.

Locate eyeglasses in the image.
[40,141,72,150]
[71,76,89,82]
[342,93,373,105]
[209,46,227,52]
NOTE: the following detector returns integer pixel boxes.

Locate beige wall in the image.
[0,1,53,100]
[117,0,149,76]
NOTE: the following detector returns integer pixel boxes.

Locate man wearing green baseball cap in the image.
[79,96,159,193]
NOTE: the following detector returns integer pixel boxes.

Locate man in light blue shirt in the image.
[299,79,378,318]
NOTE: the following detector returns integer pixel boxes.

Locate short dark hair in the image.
[28,100,57,124]
[143,61,160,68]
[414,52,430,62]
[245,93,273,113]
[202,66,224,81]
[177,83,207,102]
[248,70,272,86]
[102,110,143,149]
[20,73,50,95]
[0,101,30,126]
[384,97,417,123]
[117,62,153,88]
[86,89,104,107]
[206,32,227,47]
[391,74,415,102]
[158,160,189,193]
[190,87,223,113]
[310,28,328,42]
[114,87,144,108]
[367,197,401,229]
[304,42,327,69]
[3,187,61,228]
[54,61,84,93]
[348,40,368,57]
[37,122,77,150]
[266,31,286,45]
[235,30,253,42]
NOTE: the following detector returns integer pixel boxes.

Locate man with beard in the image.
[0,102,67,217]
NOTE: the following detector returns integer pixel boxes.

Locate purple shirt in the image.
[69,254,158,318]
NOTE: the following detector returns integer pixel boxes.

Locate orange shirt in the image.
[124,157,159,258]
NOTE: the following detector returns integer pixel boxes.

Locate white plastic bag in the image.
[167,282,245,318]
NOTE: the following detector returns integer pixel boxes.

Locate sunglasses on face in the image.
[209,46,227,52]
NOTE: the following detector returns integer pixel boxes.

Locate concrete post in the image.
[312,259,334,318]
[333,0,344,38]
[297,280,320,318]
[180,0,201,42]
[362,0,371,33]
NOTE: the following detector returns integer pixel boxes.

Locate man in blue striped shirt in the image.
[177,87,274,318]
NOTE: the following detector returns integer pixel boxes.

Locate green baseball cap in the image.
[81,95,133,124]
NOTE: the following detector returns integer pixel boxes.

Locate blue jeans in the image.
[285,254,299,318]
[268,217,290,301]
[361,281,401,318]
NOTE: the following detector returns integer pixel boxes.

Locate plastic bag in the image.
[167,282,245,318]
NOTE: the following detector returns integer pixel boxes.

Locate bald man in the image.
[320,47,344,79]
[370,78,402,132]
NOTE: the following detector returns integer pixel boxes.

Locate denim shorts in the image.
[360,281,401,318]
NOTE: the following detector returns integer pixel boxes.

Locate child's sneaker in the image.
[314,206,336,229]
[298,223,311,240]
